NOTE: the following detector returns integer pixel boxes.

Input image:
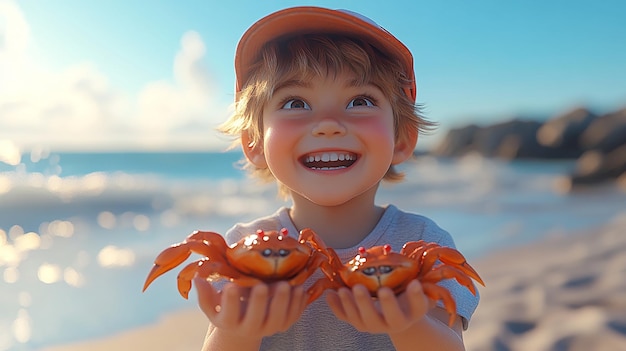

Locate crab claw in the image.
[420,246,485,287]
[143,243,192,292]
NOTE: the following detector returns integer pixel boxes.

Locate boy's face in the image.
[247,72,410,206]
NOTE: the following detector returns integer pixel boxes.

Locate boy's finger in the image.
[405,280,429,318]
[241,283,269,329]
[266,282,291,331]
[194,277,220,318]
[219,283,244,328]
[325,290,347,320]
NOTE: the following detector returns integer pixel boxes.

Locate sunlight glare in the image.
[3,267,19,283]
[64,267,85,287]
[0,245,20,267]
[0,140,21,166]
[132,214,150,231]
[14,232,40,252]
[46,175,62,191]
[29,146,50,163]
[47,220,74,238]
[8,225,24,241]
[12,309,31,344]
[97,211,116,229]
[82,172,107,194]
[37,263,61,284]
[97,245,135,267]
[0,175,12,194]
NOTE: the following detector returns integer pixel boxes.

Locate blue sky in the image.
[1,0,625,151]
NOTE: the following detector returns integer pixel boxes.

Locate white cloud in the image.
[0,1,231,152]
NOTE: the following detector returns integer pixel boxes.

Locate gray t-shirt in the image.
[214,205,480,350]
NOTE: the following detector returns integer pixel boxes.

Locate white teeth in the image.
[306,152,353,164]
[304,153,355,170]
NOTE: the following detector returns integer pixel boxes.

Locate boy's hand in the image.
[326,279,432,334]
[194,277,307,339]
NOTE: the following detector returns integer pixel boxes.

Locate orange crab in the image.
[142,228,330,301]
[308,241,485,326]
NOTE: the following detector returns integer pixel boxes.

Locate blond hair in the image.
[220,34,435,196]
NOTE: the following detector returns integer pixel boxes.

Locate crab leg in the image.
[401,241,443,260]
[422,283,457,327]
[177,258,212,298]
[307,277,342,304]
[422,265,479,296]
[288,252,327,287]
[176,257,266,298]
[299,228,330,255]
[143,231,227,291]
[305,248,347,304]
[420,247,485,286]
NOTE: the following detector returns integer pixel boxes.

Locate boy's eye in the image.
[347,97,375,108]
[281,99,310,110]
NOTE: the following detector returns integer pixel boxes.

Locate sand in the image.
[41,214,626,351]
[465,214,626,351]
[39,309,209,351]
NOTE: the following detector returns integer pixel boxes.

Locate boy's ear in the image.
[241,131,267,168]
[391,130,418,165]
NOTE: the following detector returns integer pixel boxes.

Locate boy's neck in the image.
[288,186,385,249]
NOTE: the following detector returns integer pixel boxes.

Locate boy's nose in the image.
[312,118,347,137]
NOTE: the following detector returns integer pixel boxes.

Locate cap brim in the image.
[235,7,416,102]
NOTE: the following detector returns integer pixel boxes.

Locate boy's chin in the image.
[295,187,377,207]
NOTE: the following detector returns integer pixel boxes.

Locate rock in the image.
[432,124,480,157]
[432,119,573,160]
[536,107,597,157]
[430,105,626,187]
[569,144,626,186]
[579,108,626,153]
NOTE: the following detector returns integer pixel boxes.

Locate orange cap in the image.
[235,6,416,102]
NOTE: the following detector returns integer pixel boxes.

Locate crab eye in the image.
[261,249,272,257]
[278,249,290,257]
[362,267,377,276]
[379,266,393,274]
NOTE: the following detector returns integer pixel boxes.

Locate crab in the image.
[308,241,485,326]
[142,228,330,302]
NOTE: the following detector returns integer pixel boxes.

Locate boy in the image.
[194,6,479,350]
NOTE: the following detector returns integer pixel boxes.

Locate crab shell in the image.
[224,229,317,281]
[342,245,420,295]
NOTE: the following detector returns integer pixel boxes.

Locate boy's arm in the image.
[201,324,262,351]
[389,308,464,351]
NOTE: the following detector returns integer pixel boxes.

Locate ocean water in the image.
[1,150,625,350]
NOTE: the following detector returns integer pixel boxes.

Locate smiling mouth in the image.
[300,152,358,170]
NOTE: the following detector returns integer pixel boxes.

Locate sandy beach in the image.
[39,309,209,351]
[465,213,626,351]
[40,214,626,351]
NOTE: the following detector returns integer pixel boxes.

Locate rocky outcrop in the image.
[431,106,626,189]
[536,107,597,157]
